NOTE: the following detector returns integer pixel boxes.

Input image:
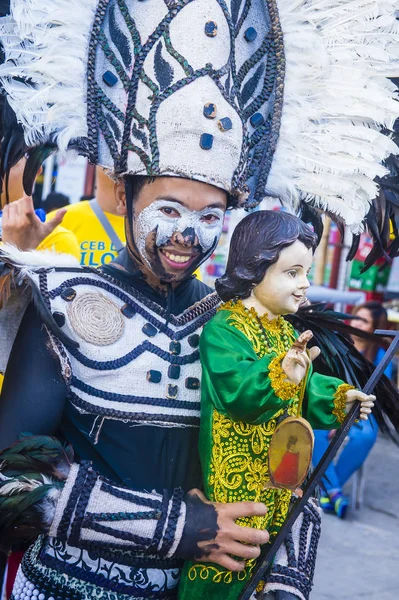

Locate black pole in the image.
[239,330,399,600]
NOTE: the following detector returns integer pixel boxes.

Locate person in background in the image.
[43,191,70,214]
[312,301,392,518]
[351,302,393,372]
[1,159,80,258]
[47,166,126,266]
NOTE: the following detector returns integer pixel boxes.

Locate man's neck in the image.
[112,247,181,295]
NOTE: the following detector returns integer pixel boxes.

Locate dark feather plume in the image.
[23,145,57,196]
[298,203,324,244]
[286,303,399,440]
[346,233,360,262]
[0,435,73,552]
[0,100,27,202]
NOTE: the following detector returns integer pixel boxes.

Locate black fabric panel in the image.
[60,405,202,493]
[0,303,68,449]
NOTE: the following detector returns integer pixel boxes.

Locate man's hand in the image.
[345,389,375,421]
[281,330,320,385]
[177,489,269,571]
[1,195,66,250]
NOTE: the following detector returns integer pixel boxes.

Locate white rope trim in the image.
[49,462,79,538]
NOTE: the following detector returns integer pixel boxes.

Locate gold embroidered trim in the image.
[269,353,301,401]
[187,562,255,584]
[218,300,296,359]
[190,409,294,585]
[332,383,355,424]
[256,580,266,593]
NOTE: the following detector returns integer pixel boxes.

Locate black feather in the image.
[299,202,324,244]
[286,304,399,441]
[0,101,27,202]
[346,233,360,262]
[23,145,57,196]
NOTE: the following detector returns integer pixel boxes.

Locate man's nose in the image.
[173,227,199,247]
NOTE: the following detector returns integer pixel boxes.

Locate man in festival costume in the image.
[0,1,398,600]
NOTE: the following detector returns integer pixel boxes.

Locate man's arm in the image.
[49,464,269,569]
[0,305,269,567]
[0,302,68,448]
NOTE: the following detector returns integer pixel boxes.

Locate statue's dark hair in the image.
[216,210,318,301]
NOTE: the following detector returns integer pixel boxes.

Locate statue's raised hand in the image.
[281,330,321,385]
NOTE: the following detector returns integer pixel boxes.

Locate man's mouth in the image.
[293,294,303,301]
[159,248,198,269]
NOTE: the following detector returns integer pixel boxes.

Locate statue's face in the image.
[253,240,313,317]
[128,177,227,283]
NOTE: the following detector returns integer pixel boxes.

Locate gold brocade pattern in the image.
[219,299,296,356]
[188,301,298,585]
[269,353,301,401]
[332,383,355,424]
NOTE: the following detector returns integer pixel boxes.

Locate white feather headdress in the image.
[0,0,398,233]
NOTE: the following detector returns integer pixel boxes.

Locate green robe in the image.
[178,302,349,600]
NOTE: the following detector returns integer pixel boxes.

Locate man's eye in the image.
[201,214,220,224]
[160,207,180,217]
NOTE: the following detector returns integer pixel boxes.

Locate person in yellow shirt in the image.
[48,167,126,267]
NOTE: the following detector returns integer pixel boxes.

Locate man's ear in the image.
[115,181,127,216]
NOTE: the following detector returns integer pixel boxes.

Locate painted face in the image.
[253,240,313,317]
[130,177,227,283]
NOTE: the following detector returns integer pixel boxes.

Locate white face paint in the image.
[134,199,224,260]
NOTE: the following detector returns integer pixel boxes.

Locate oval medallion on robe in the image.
[268,416,314,491]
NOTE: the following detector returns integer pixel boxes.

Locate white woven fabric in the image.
[26,267,211,428]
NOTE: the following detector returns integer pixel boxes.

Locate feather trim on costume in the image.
[0,243,80,270]
[0,0,98,151]
[0,244,81,348]
[267,0,399,232]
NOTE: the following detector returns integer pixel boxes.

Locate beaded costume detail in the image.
[28,266,219,430]
[268,353,301,401]
[219,300,296,354]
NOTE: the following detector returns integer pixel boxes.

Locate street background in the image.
[313,434,399,599]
